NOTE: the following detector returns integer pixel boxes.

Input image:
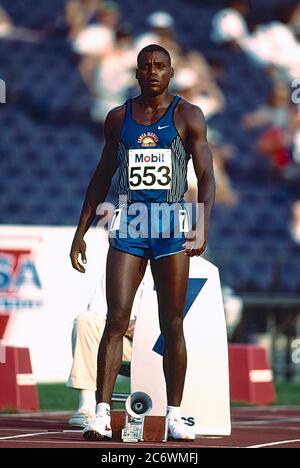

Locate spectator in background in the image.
[77,0,104,25]
[212,143,239,206]
[242,81,291,130]
[289,105,300,167]
[244,7,300,82]
[185,129,238,207]
[171,66,225,121]
[0,4,40,41]
[135,11,182,67]
[66,0,89,40]
[211,0,249,49]
[211,0,300,82]
[241,81,297,174]
[91,23,136,123]
[72,1,120,86]
[282,106,300,195]
[290,200,300,244]
[72,1,119,55]
[290,2,300,40]
[0,5,12,37]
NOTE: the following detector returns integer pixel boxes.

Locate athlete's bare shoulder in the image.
[174,98,206,143]
[104,104,126,142]
[177,98,206,128]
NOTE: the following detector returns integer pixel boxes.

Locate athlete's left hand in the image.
[182,231,207,257]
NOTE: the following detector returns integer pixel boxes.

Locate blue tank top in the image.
[116,95,190,203]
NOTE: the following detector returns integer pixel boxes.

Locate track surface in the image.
[0,407,300,448]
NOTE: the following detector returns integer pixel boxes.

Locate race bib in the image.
[128,149,172,190]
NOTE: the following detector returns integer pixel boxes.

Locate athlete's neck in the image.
[138,91,173,111]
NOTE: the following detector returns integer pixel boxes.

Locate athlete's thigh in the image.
[106,247,148,313]
[150,252,190,321]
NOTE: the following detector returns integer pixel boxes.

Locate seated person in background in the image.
[67,263,145,428]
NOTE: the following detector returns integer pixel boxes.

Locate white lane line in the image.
[233,406,300,411]
[0,411,71,418]
[0,439,240,448]
[233,418,300,426]
[0,439,95,446]
[246,439,300,449]
[0,430,80,441]
[235,425,300,431]
[0,429,38,432]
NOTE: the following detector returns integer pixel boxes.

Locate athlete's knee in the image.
[104,309,130,339]
[161,316,184,339]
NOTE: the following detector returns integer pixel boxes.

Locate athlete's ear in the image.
[170,67,174,78]
[135,69,138,79]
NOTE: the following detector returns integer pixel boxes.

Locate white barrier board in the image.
[0,225,108,382]
[131,258,231,436]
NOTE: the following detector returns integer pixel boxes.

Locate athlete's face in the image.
[136,51,174,96]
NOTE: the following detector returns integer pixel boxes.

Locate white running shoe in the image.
[167,418,195,441]
[83,413,112,441]
[68,411,94,428]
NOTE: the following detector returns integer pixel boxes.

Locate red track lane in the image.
[0,408,300,448]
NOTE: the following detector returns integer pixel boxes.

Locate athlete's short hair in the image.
[137,44,171,66]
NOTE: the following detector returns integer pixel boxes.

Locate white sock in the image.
[78,390,96,413]
[96,402,111,419]
[166,405,181,421]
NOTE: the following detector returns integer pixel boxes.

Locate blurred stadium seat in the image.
[0,0,298,298]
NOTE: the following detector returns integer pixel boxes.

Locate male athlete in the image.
[70,44,215,441]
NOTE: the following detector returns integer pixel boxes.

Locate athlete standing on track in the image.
[70,44,215,441]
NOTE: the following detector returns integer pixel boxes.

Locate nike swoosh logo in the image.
[158,125,169,130]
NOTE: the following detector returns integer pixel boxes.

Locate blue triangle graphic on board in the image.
[152,278,207,356]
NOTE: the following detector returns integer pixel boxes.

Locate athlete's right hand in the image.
[70,236,87,273]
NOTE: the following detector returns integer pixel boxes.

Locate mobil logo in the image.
[134,152,165,164]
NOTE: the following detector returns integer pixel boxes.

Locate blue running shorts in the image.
[108,201,190,260]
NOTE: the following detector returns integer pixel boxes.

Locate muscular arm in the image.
[70,108,122,272]
[183,105,216,256]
